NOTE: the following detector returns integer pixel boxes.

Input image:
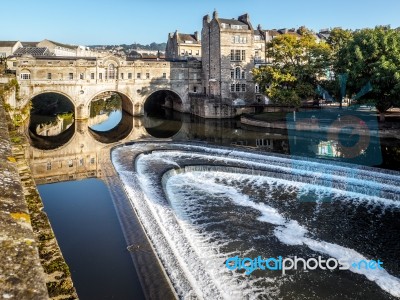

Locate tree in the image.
[336,26,400,121]
[252,31,332,108]
[327,28,353,58]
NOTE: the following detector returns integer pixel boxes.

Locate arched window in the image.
[108,64,115,79]
[235,67,241,79]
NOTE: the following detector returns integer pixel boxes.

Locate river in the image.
[35,105,400,299]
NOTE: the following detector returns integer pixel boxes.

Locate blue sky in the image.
[1,0,400,45]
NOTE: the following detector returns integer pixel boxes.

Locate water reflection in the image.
[89,92,122,131]
[143,109,182,138]
[30,93,75,137]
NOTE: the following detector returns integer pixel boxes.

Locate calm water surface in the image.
[39,179,145,300]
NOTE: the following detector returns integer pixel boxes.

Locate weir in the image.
[112,142,400,299]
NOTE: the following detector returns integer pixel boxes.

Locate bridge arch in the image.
[143,89,184,116]
[29,90,76,109]
[86,90,135,144]
[28,91,77,150]
[85,90,134,116]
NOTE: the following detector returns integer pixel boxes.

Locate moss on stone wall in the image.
[6,116,78,299]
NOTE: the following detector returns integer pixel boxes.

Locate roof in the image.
[219,18,247,26]
[265,30,281,36]
[253,29,264,37]
[13,47,53,57]
[177,33,200,44]
[42,39,77,50]
[21,42,38,47]
[0,41,19,47]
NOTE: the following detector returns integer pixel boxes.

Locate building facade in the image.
[166,31,201,60]
[201,11,267,106]
[0,41,22,58]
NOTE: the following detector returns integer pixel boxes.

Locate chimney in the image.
[194,31,200,41]
[213,10,218,19]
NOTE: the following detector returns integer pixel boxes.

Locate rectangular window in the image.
[20,73,30,80]
[13,62,17,67]
[236,84,240,92]
[79,73,84,80]
[235,50,241,61]
[128,73,132,79]
[241,71,245,79]
[47,73,52,79]
[90,158,95,164]
[241,50,246,61]
[99,73,102,80]
[162,73,166,79]
[230,50,235,61]
[91,73,95,79]
[137,73,141,79]
[69,73,73,80]
[193,73,197,80]
[79,159,84,166]
[193,86,197,92]
[46,162,51,170]
[178,73,183,80]
[68,160,73,167]
[146,73,150,79]
[196,50,199,55]
[241,84,246,92]
[230,70,234,79]
[230,84,235,92]
[120,73,124,79]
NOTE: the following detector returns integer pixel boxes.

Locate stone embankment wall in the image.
[0,96,77,299]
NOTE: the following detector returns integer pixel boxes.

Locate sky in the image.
[1,0,400,46]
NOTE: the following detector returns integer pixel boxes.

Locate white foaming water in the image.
[112,143,400,299]
[167,171,400,298]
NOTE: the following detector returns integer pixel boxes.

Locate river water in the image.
[35,105,400,299]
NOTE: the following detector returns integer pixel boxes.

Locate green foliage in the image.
[89,94,122,117]
[253,32,331,107]
[336,26,400,113]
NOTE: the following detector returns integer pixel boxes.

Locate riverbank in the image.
[0,100,77,299]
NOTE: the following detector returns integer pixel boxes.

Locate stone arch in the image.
[86,90,134,144]
[143,89,184,115]
[29,90,76,111]
[28,91,77,150]
[86,90,134,116]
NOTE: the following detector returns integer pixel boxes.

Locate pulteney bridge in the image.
[7,54,202,118]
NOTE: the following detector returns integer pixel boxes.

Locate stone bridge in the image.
[7,55,202,118]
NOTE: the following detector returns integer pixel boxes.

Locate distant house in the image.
[0,41,22,58]
[166,31,201,60]
[37,39,78,56]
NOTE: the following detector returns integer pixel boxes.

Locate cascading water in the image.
[112,142,400,299]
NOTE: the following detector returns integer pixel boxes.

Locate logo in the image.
[225,256,384,275]
[286,107,381,166]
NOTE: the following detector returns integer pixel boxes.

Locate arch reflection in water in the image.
[29,92,76,150]
[87,92,137,144]
[143,90,183,138]
[143,108,182,138]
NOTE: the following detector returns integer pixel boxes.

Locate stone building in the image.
[0,41,22,58]
[201,11,266,106]
[37,39,78,56]
[166,31,201,60]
